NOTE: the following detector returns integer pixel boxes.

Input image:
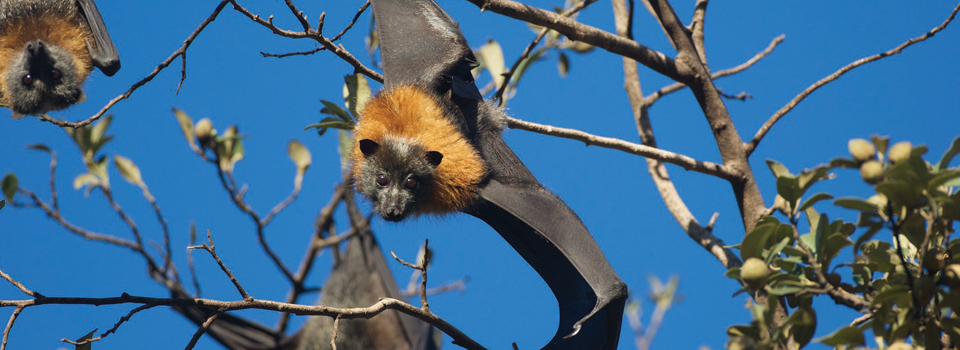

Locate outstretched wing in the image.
[371,0,627,348]
[75,0,120,76]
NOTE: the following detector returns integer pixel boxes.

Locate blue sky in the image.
[1,1,958,349]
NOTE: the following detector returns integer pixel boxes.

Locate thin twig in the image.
[261,182,302,227]
[0,306,23,350]
[40,0,230,128]
[506,117,742,180]
[188,230,251,301]
[403,278,469,299]
[62,305,158,346]
[0,268,42,299]
[331,1,370,42]
[391,240,431,313]
[746,2,960,155]
[183,309,222,350]
[18,188,138,249]
[493,0,598,104]
[330,315,341,350]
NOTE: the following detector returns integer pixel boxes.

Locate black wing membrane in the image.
[169,288,291,350]
[371,0,627,349]
[75,0,120,76]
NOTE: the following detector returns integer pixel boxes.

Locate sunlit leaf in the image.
[73,174,100,190]
[798,166,833,192]
[173,108,198,152]
[741,216,779,260]
[477,39,506,89]
[870,135,890,159]
[343,74,371,119]
[766,159,792,179]
[337,130,354,171]
[113,155,144,187]
[776,176,801,207]
[287,140,312,172]
[90,115,113,145]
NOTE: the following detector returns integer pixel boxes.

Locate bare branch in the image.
[0,294,488,350]
[18,188,138,250]
[391,240,431,313]
[464,0,688,83]
[41,0,231,128]
[228,0,384,83]
[746,2,960,155]
[649,34,784,104]
[403,277,469,298]
[1,306,23,350]
[331,1,371,42]
[612,0,741,269]
[62,305,158,346]
[188,230,252,301]
[0,268,42,299]
[506,117,742,181]
[184,309,222,350]
[261,180,302,227]
[690,0,709,65]
[330,315,341,350]
[493,0,598,104]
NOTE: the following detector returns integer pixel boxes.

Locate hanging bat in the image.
[170,228,441,350]
[0,0,120,119]
[352,0,628,348]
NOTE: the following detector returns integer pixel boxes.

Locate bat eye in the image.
[51,69,61,79]
[404,177,417,189]
[22,74,33,85]
[376,175,389,187]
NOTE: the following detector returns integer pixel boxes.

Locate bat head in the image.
[355,137,443,222]
[5,40,85,118]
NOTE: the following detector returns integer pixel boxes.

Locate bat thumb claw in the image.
[562,324,582,339]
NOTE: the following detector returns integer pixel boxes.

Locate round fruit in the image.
[888,141,913,164]
[741,258,770,287]
[195,118,215,145]
[847,138,876,162]
[922,247,947,273]
[859,160,884,184]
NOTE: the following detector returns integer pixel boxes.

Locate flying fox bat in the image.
[0,0,120,119]
[351,0,628,348]
[171,228,441,350]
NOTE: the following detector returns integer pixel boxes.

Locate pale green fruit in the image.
[888,141,912,164]
[741,258,770,287]
[859,160,884,184]
[848,138,876,162]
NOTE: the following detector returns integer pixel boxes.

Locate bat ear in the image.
[359,139,379,156]
[425,151,443,167]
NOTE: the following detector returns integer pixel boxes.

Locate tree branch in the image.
[40,0,231,128]
[745,2,960,156]
[463,0,689,83]
[506,116,742,181]
[188,230,251,301]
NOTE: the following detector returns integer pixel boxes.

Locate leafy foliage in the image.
[727,136,960,349]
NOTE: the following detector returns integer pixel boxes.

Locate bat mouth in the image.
[381,212,407,222]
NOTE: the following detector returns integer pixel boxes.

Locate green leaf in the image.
[557,51,569,78]
[74,328,97,350]
[173,108,198,152]
[786,306,817,348]
[829,157,860,169]
[834,197,879,213]
[113,155,144,187]
[337,130,354,171]
[343,73,371,119]
[477,39,506,88]
[2,173,17,201]
[798,166,832,192]
[776,176,802,207]
[875,180,922,208]
[767,285,804,296]
[929,169,960,191]
[816,324,865,347]
[26,143,51,153]
[304,118,355,133]
[766,159,792,179]
[0,199,5,211]
[320,100,354,123]
[798,193,833,213]
[90,115,113,145]
[510,47,546,88]
[765,236,792,265]
[741,216,780,260]
[287,140,312,172]
[935,136,960,171]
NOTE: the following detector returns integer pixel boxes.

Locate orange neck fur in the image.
[351,85,486,214]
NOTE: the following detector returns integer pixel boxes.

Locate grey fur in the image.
[5,40,84,118]
[356,136,441,221]
[0,0,76,21]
